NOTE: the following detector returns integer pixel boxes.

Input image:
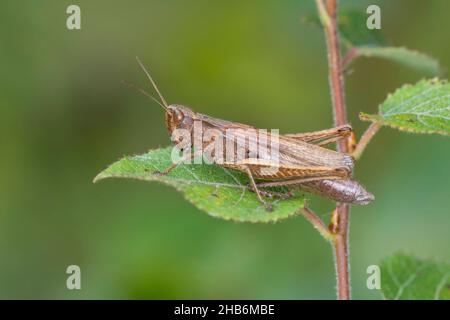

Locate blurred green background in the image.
[0,0,449,299]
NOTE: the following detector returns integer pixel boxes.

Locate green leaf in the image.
[361,79,450,136]
[330,10,441,76]
[303,10,386,47]
[380,253,450,300]
[355,47,441,77]
[94,147,305,223]
[338,10,386,47]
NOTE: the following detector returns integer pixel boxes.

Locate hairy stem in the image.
[316,0,351,300]
[330,204,350,300]
[352,121,382,160]
[341,47,359,71]
[301,207,333,241]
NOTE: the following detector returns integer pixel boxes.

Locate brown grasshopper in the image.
[134,57,374,211]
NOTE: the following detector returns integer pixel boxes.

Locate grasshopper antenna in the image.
[121,80,167,110]
[136,56,169,109]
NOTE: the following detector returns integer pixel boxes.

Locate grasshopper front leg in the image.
[243,166,274,212]
[154,161,182,176]
[154,150,196,176]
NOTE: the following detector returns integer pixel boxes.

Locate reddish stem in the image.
[352,121,382,160]
[301,206,333,241]
[341,47,359,71]
[317,0,351,300]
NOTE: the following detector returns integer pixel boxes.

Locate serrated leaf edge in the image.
[94,157,304,224]
[359,79,450,136]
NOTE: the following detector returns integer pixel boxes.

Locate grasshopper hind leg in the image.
[284,124,352,146]
[258,189,293,200]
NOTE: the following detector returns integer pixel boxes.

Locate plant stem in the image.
[341,47,359,70]
[316,0,351,300]
[316,0,348,150]
[301,207,333,241]
[330,205,350,300]
[352,121,382,160]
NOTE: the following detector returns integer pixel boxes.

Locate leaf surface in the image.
[334,10,441,76]
[361,79,450,136]
[94,147,305,223]
[381,253,450,300]
[355,47,441,77]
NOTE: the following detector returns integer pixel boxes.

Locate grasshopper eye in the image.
[174,109,184,121]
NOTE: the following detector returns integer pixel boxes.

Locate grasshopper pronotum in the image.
[135,57,374,211]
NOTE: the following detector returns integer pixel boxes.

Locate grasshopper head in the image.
[165,104,196,134]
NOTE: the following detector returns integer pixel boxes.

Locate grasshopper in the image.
[135,57,374,211]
